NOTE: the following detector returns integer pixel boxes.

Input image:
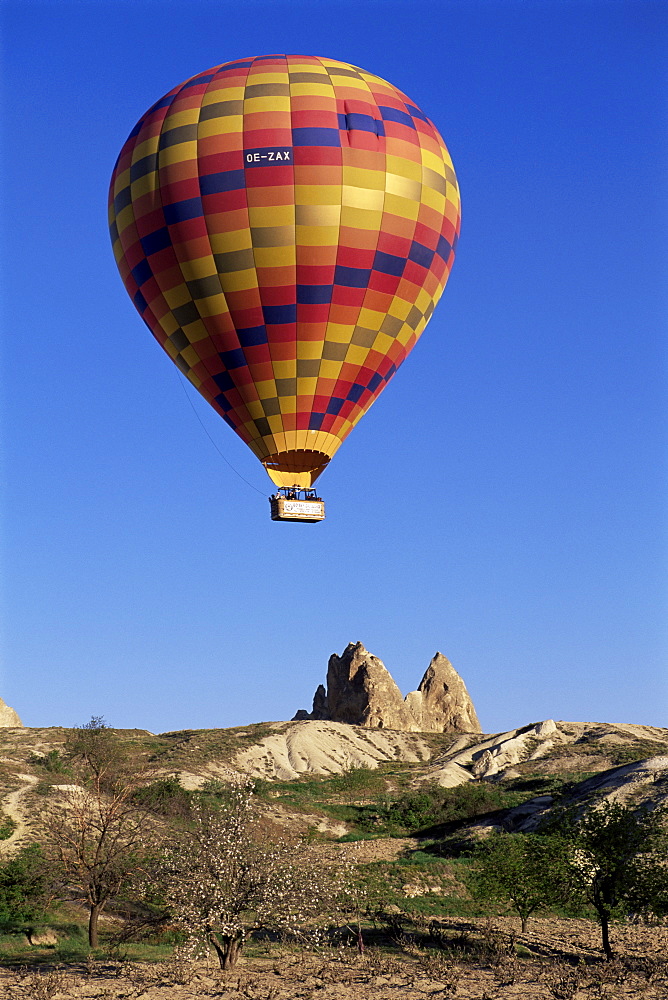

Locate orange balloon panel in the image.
[109,55,460,487]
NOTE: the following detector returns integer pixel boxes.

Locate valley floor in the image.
[1,916,667,999]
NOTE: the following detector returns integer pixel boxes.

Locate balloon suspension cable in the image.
[176,373,266,497]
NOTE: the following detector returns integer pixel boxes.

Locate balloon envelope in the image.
[109,55,460,487]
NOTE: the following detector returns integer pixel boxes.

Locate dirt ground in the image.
[1,916,667,999]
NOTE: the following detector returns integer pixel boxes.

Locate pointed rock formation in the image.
[312,684,328,720]
[0,697,23,727]
[293,642,481,734]
[406,653,481,733]
[324,642,416,730]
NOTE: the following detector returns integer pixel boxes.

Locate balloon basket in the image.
[269,487,325,523]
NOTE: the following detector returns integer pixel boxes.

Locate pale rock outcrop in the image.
[502,755,668,833]
[323,643,416,730]
[407,653,481,733]
[471,750,495,779]
[27,930,58,946]
[235,720,432,780]
[0,698,22,728]
[294,642,481,734]
[428,720,564,784]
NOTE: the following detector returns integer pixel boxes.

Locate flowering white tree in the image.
[163,781,338,969]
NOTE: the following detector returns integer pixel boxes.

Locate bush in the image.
[29,749,71,775]
[327,765,387,799]
[132,778,191,817]
[0,812,16,841]
[341,781,515,837]
[0,844,51,932]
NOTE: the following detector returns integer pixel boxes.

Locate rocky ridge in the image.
[0,719,666,854]
[232,718,668,802]
[294,642,481,734]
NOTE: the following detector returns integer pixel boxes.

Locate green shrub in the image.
[0,812,16,841]
[327,765,386,798]
[29,749,71,775]
[607,741,668,765]
[0,844,51,932]
[132,778,191,817]
[196,778,232,799]
[337,781,519,837]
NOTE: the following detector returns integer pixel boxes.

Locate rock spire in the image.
[294,642,481,734]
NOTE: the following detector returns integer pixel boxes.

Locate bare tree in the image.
[163,780,339,969]
[44,717,155,947]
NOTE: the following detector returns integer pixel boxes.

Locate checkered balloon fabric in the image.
[109,55,461,487]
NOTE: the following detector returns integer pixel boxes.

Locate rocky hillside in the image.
[0,716,666,852]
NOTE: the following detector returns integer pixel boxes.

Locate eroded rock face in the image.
[410,653,482,733]
[0,698,23,727]
[324,643,416,730]
[294,642,481,734]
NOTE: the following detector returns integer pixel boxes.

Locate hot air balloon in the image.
[109,55,460,521]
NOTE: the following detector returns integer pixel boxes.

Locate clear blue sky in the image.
[1,0,666,734]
